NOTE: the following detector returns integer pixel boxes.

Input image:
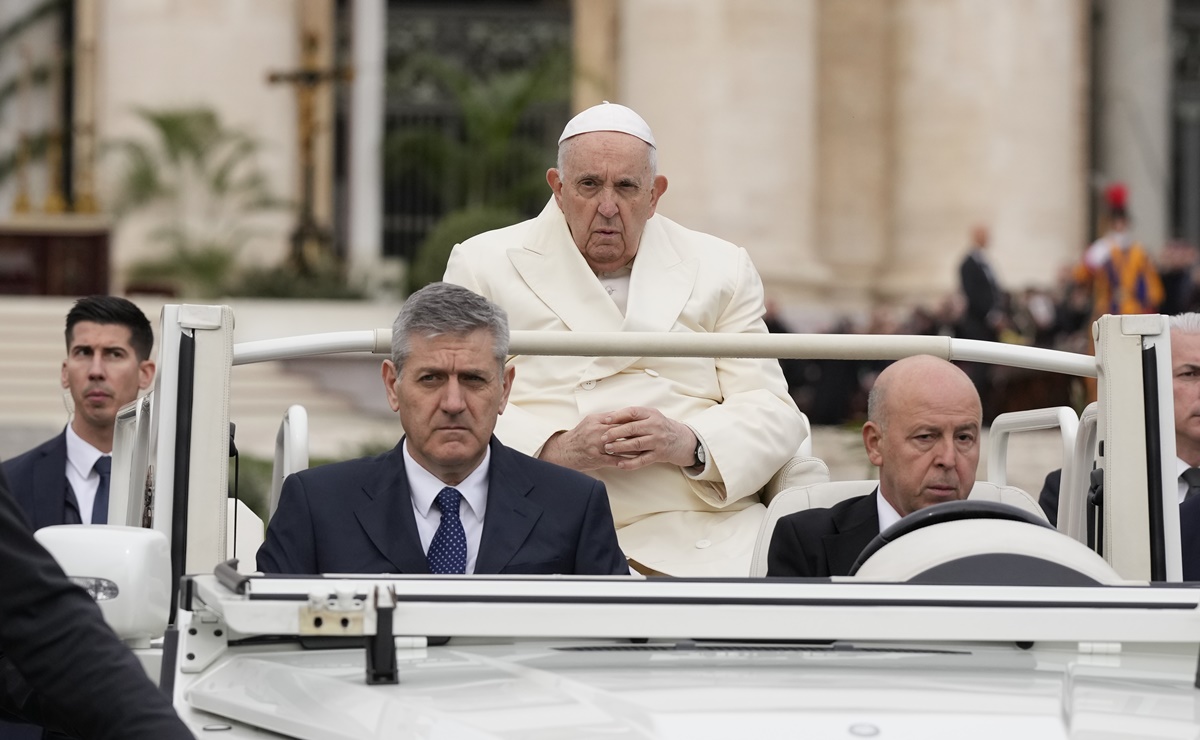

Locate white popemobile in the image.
[37,307,1200,739]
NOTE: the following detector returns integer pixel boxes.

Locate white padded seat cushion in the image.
[749,480,1046,577]
[763,456,831,503]
[852,518,1124,584]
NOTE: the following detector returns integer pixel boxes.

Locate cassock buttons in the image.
[580,380,597,390]
[695,539,712,549]
[644,368,660,377]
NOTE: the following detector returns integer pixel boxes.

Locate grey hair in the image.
[1170,313,1200,335]
[391,282,510,372]
[555,135,657,183]
[866,382,887,431]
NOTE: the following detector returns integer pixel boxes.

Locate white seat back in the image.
[749,480,1046,577]
[761,413,828,503]
[268,405,310,521]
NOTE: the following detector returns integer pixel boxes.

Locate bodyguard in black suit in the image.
[258,282,628,577]
[259,437,627,575]
[0,464,192,739]
[767,490,880,578]
[2,434,74,530]
[3,297,155,532]
[768,356,983,578]
[2,299,156,740]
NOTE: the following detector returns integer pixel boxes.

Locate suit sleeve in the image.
[1181,494,1200,582]
[683,248,807,507]
[766,515,816,578]
[1037,469,1062,528]
[0,464,194,739]
[573,480,630,575]
[257,473,318,574]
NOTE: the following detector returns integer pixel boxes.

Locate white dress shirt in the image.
[596,267,632,315]
[876,489,903,533]
[64,425,108,524]
[1175,457,1193,504]
[403,442,489,574]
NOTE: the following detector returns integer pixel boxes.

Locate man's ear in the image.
[547,168,564,210]
[497,365,515,414]
[138,360,156,391]
[647,174,668,217]
[381,360,401,412]
[61,360,68,389]
[863,421,885,467]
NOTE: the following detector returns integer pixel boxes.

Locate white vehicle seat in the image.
[762,413,830,503]
[748,480,1045,577]
[852,516,1125,585]
[268,405,310,521]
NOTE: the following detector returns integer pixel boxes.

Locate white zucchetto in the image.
[558,101,656,148]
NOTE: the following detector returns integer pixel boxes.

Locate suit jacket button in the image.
[695,539,712,549]
[580,380,597,390]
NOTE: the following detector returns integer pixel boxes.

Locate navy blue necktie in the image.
[426,487,467,574]
[91,456,111,524]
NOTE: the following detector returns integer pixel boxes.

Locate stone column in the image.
[814,0,895,311]
[1095,0,1172,251]
[617,0,827,305]
[571,0,618,111]
[879,0,1089,302]
[346,0,385,278]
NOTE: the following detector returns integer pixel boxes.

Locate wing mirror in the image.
[35,525,171,648]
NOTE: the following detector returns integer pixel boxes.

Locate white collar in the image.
[402,440,490,520]
[64,424,105,479]
[875,487,903,532]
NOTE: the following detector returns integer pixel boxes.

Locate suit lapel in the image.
[508,201,700,380]
[475,440,542,574]
[583,216,698,379]
[33,432,77,528]
[508,199,625,333]
[354,445,429,573]
[824,490,882,576]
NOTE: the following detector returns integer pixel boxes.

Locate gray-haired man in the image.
[257,282,629,576]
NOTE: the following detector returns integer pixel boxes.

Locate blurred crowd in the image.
[771,200,1200,427]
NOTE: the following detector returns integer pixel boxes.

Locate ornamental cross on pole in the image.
[267,29,353,275]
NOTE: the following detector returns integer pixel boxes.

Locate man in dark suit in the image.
[958,224,1002,344]
[258,282,628,576]
[1044,313,1200,579]
[3,296,155,530]
[958,225,1004,418]
[1,297,155,740]
[0,464,192,739]
[1041,314,1200,528]
[767,356,982,578]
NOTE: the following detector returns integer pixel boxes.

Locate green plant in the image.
[386,47,568,295]
[231,262,367,300]
[385,48,568,214]
[407,206,521,294]
[107,106,283,296]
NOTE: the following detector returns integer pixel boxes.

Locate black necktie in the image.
[91,456,111,524]
[426,487,467,574]
[1183,468,1200,502]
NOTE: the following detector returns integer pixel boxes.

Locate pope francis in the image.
[443,102,811,576]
